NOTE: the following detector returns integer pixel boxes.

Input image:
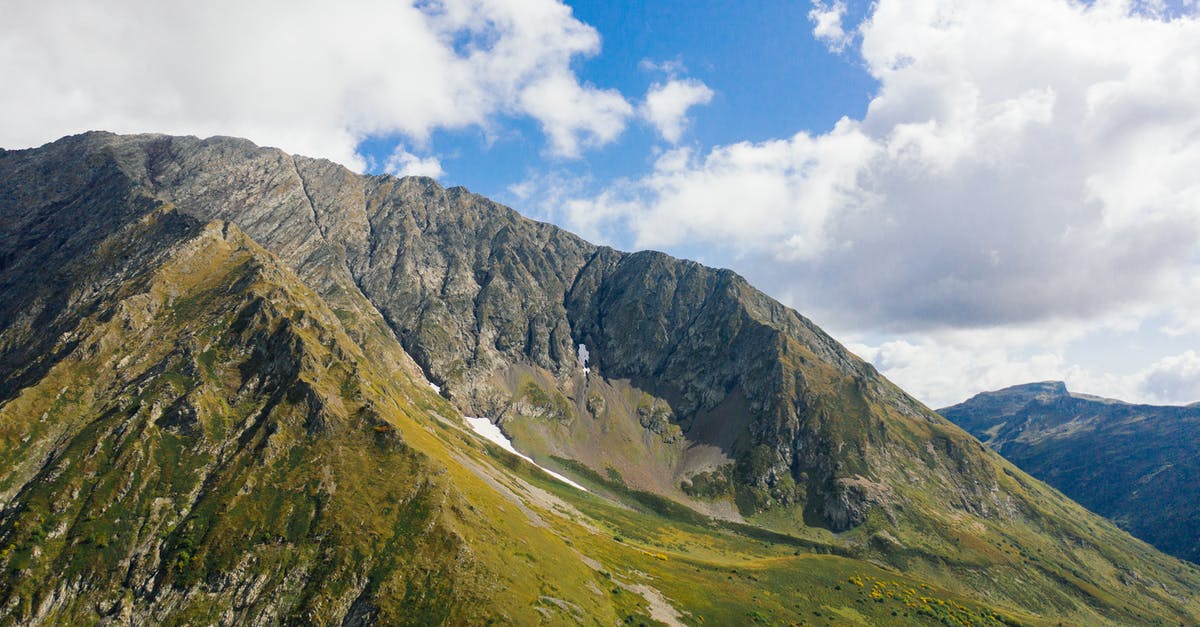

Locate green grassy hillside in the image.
[1,133,1199,624]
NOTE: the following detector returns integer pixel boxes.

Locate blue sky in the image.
[3,0,1199,407]
[366,0,878,200]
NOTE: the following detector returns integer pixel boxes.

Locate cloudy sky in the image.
[3,0,1198,407]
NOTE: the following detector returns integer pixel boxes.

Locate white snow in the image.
[577,343,590,374]
[464,416,588,491]
[428,381,441,393]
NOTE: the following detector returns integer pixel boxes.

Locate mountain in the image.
[940,381,1200,564]
[1,132,1199,624]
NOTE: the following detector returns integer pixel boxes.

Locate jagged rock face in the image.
[941,382,1200,563]
[0,150,190,403]
[94,133,595,405]
[351,178,594,400]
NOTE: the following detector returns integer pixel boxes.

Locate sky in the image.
[2,0,1198,408]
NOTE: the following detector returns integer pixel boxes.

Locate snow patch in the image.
[464,416,588,491]
[428,381,441,394]
[577,343,590,374]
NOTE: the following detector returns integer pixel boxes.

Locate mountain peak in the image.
[940,381,1070,424]
[993,380,1069,399]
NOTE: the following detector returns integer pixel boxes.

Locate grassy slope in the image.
[0,215,1025,625]
[749,331,1200,625]
[500,325,1200,625]
[494,364,744,520]
[0,217,624,624]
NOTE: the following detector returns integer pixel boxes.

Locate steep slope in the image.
[0,212,629,623]
[941,381,1200,564]
[2,132,1200,624]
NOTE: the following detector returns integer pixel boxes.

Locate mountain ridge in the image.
[16,131,895,529]
[2,131,1200,623]
[941,381,1200,564]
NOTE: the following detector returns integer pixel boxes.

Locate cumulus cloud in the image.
[615,121,876,257]
[384,147,445,179]
[640,79,714,143]
[518,72,632,157]
[809,1,852,52]
[562,0,1200,333]
[0,0,632,167]
[1139,350,1200,404]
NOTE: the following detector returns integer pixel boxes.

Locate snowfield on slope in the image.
[465,416,588,491]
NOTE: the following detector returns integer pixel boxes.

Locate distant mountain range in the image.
[941,381,1200,564]
[1,132,1198,624]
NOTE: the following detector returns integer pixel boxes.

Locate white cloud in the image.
[518,72,633,157]
[500,169,635,246]
[848,327,1200,409]
[384,147,445,179]
[616,120,877,256]
[809,1,852,52]
[1138,350,1200,404]
[563,0,1200,333]
[0,0,632,167]
[847,337,1071,409]
[639,58,688,76]
[640,79,714,143]
[507,179,536,201]
[1161,274,1200,336]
